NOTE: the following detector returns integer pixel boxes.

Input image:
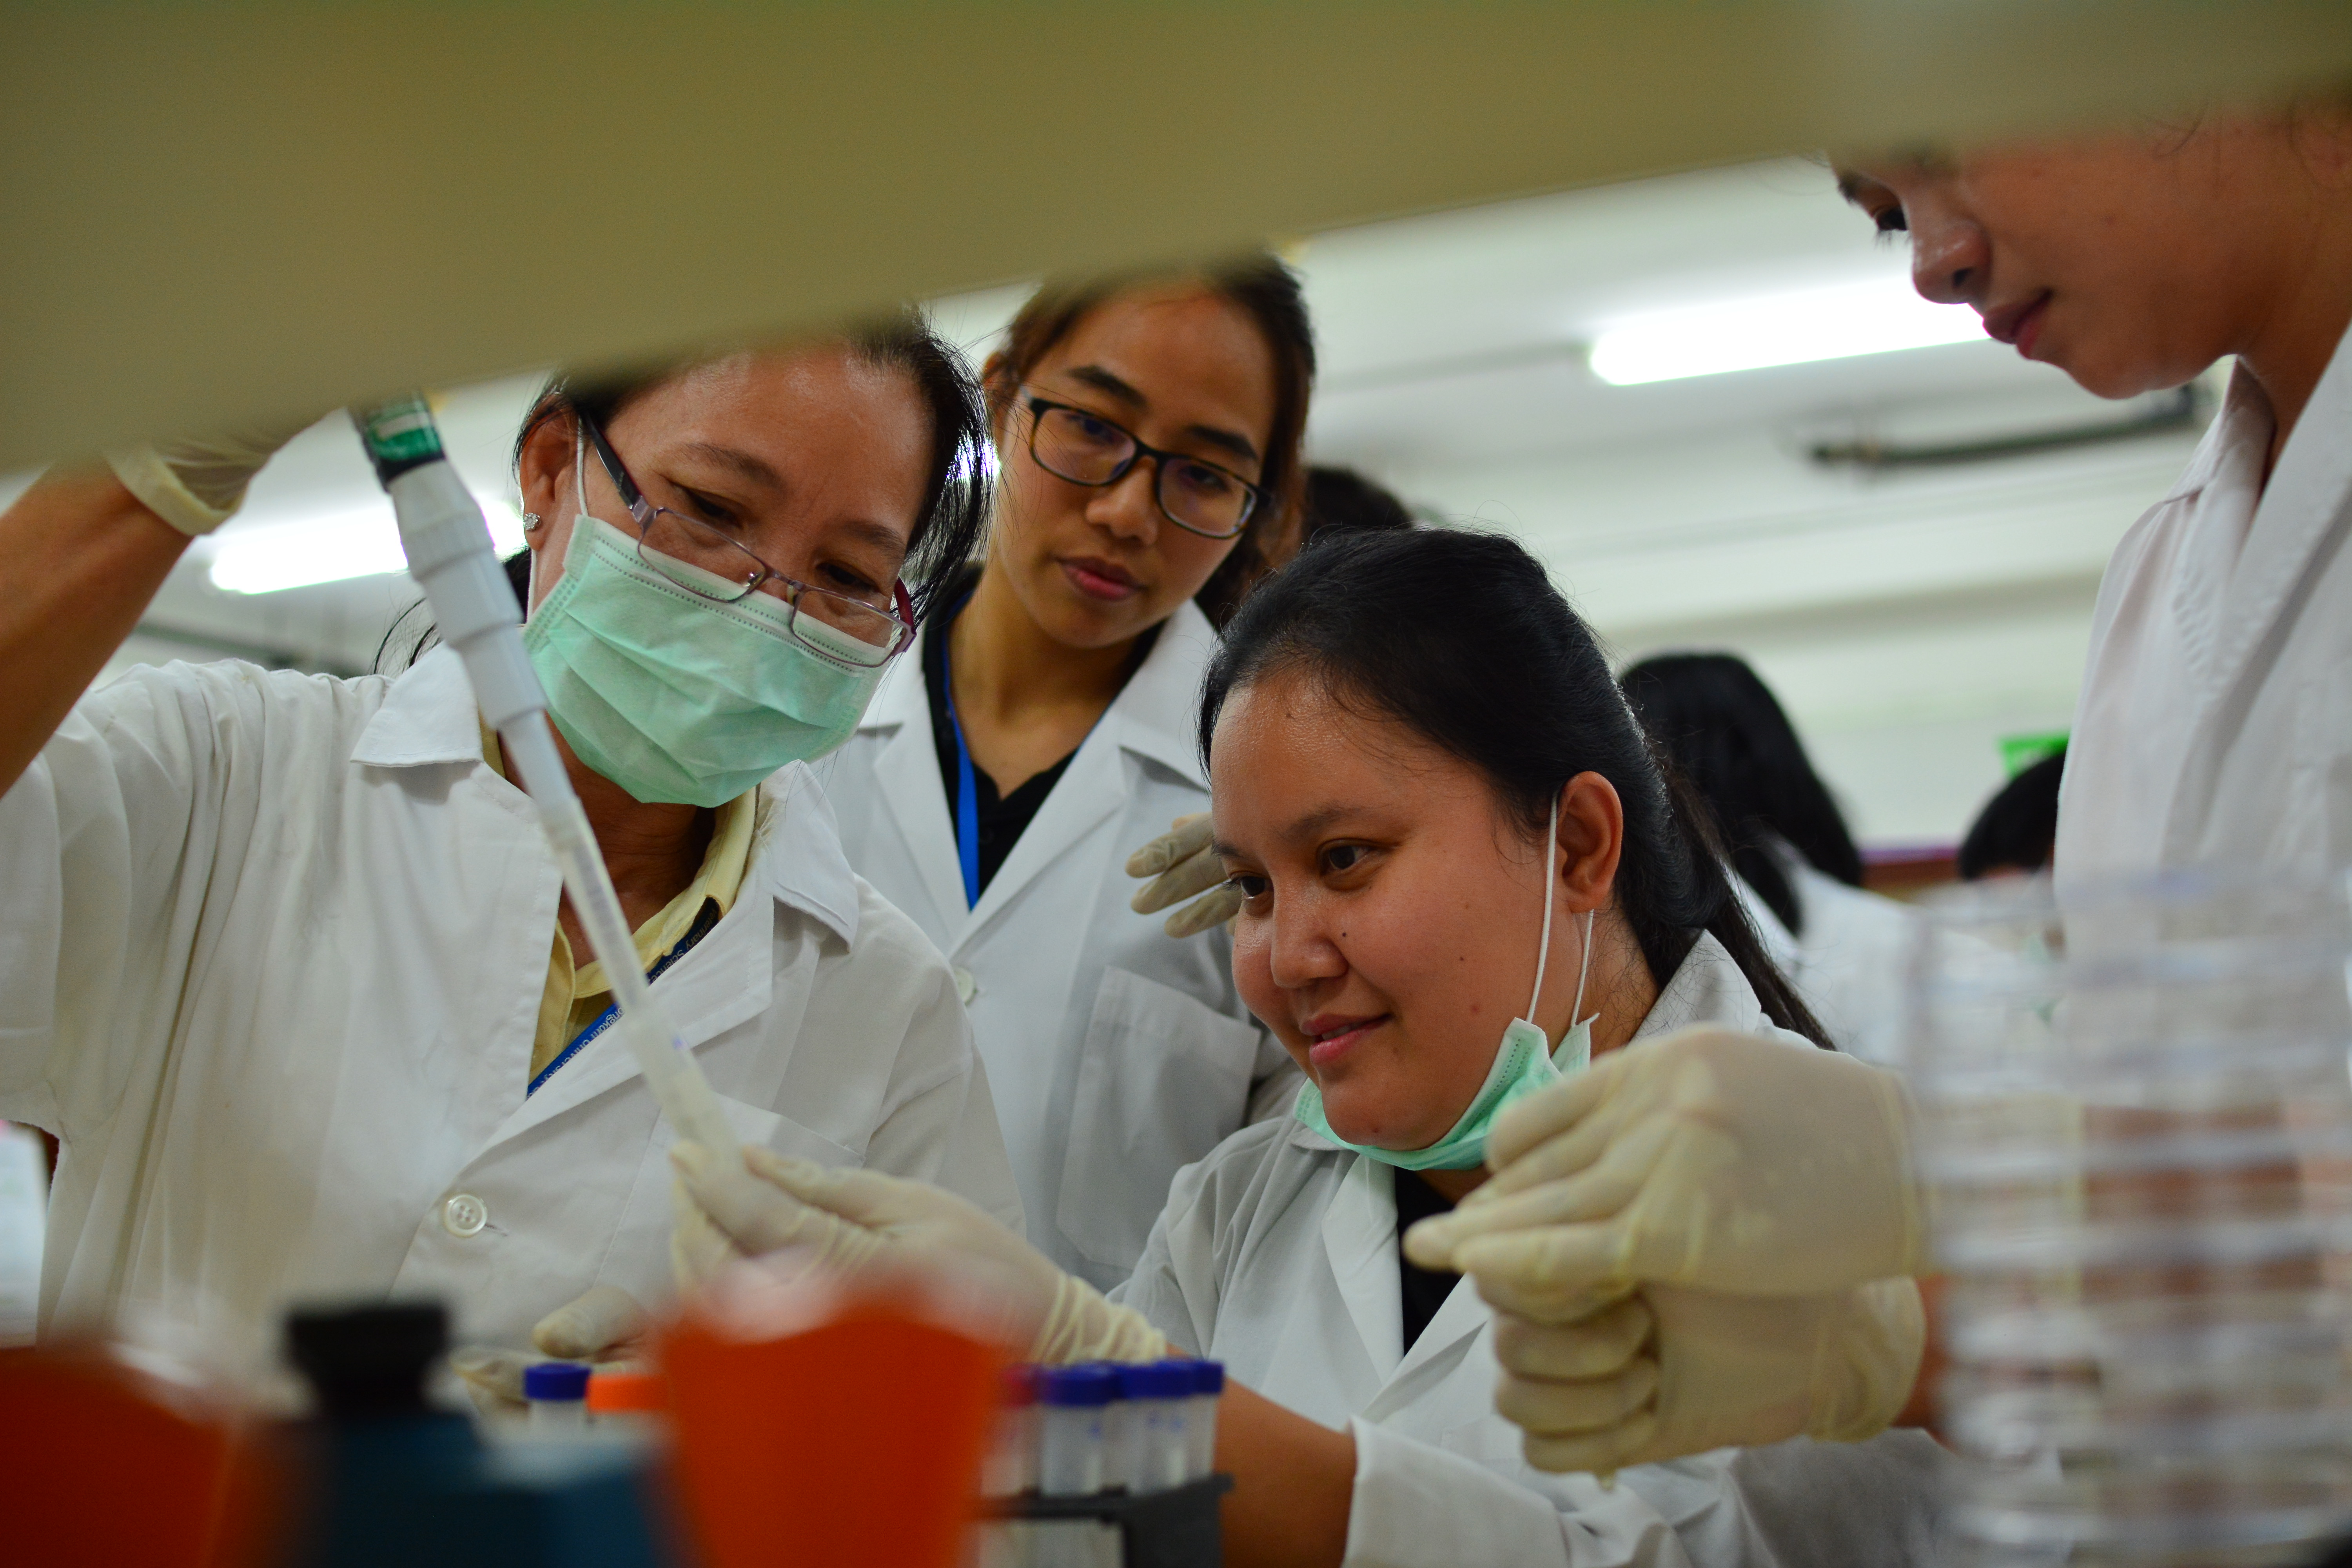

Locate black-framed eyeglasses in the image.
[1022,394,1267,541]
[577,414,916,668]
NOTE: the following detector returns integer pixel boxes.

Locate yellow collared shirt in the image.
[480,720,757,1082]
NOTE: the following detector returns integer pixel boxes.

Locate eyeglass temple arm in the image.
[578,413,650,514]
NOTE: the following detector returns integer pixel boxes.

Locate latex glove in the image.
[1492,1278,1925,1473]
[670,1142,1167,1365]
[104,418,312,537]
[1127,813,1242,938]
[1403,1025,1926,1305]
[449,1284,650,1415]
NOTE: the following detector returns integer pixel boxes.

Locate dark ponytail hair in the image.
[381,307,989,670]
[1619,652,1864,938]
[1199,529,1831,1049]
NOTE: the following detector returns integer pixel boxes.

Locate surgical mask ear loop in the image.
[1524,797,1559,1025]
[1525,794,1598,1043]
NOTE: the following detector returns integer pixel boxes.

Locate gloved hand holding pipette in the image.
[1404,1024,1927,1304]
[670,1143,1170,1365]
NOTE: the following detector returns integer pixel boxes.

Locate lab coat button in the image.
[442,1193,489,1237]
[953,967,977,1006]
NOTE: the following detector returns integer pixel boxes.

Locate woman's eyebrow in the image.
[1063,365,1261,467]
[683,442,787,492]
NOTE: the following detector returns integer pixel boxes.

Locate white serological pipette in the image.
[352,395,738,1154]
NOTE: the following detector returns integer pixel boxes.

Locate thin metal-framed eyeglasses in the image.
[577,414,916,668]
[1022,394,1267,540]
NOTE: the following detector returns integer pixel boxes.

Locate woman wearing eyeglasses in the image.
[0,321,1023,1382]
[820,259,1314,1289]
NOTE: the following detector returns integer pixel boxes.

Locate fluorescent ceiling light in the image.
[209,494,525,595]
[1587,275,1985,386]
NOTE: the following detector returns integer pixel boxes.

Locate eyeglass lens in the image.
[633,509,906,662]
[1030,405,1254,537]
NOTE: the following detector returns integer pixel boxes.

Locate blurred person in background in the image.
[1300,464,1416,548]
[1956,746,2065,880]
[1620,652,1917,1063]
[821,259,1314,1292]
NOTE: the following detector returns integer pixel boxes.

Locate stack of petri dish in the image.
[1909,870,2352,1566]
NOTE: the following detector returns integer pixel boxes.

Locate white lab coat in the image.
[2058,323,2352,875]
[0,648,1021,1371]
[819,600,1299,1288]
[1734,853,1917,1067]
[1114,933,1943,1568]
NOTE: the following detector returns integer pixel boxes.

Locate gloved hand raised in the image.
[669,1143,1169,1366]
[1126,813,1241,938]
[1403,1025,1926,1308]
[105,417,316,537]
[450,1284,650,1415]
[1487,1279,1925,1474]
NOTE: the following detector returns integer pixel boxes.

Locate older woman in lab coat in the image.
[0,323,1021,1380]
[1414,94,2352,1470]
[677,530,1936,1568]
[820,259,1312,1289]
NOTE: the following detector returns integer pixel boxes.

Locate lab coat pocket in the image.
[1056,967,1259,1273]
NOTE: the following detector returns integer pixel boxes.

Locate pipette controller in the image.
[351,396,738,1155]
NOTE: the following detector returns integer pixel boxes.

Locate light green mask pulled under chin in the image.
[1293,800,1593,1172]
[522,514,891,808]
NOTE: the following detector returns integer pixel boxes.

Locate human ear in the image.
[978,350,1017,448]
[1553,773,1625,913]
[514,410,581,613]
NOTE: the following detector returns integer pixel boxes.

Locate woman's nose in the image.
[1909,202,1991,308]
[1266,895,1345,991]
[1086,461,1161,546]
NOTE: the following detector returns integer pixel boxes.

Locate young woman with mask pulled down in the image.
[819,260,1312,1290]
[673,529,1936,1568]
[0,321,1022,1388]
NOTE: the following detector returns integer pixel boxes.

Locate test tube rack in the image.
[987,1475,1233,1568]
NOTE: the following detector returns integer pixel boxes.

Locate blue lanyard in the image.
[940,604,983,909]
[527,900,722,1098]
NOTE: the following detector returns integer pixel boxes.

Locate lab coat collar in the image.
[750,762,862,947]
[349,646,487,768]
[2152,364,2275,509]
[1631,931,1768,1042]
[2170,320,2352,852]
[958,599,1218,936]
[1102,599,1216,790]
[475,769,865,1147]
[853,597,1218,948]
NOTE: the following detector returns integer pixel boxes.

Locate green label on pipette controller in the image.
[356,395,446,483]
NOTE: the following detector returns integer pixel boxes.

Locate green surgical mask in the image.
[1294,798,1594,1172]
[522,514,892,808]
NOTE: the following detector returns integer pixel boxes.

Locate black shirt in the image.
[1394,1168,1465,1354]
[921,571,1161,902]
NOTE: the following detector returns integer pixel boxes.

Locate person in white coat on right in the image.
[1414,92,2352,1469]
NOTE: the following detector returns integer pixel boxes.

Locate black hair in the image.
[1303,466,1415,544]
[1200,529,1832,1048]
[989,254,1316,629]
[1618,653,1865,938]
[379,308,989,670]
[1957,747,2065,880]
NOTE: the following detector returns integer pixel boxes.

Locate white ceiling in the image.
[26,158,2204,849]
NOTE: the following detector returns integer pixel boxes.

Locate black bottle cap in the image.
[285,1301,448,1417]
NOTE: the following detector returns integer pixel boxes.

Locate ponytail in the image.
[1200,528,1833,1049]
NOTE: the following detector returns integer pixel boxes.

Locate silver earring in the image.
[522,512,543,533]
